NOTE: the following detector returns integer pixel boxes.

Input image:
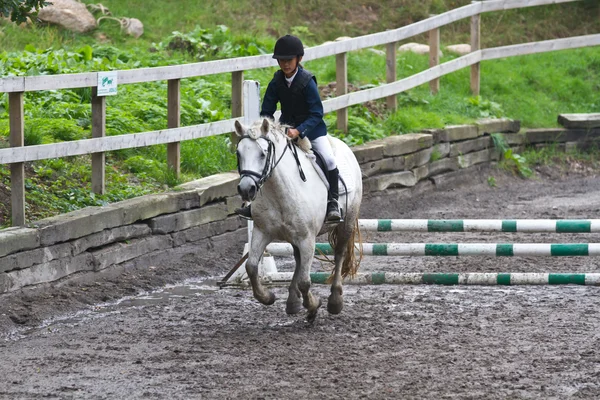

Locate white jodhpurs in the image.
[310,135,337,171]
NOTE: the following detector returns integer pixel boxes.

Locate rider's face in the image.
[278,56,302,78]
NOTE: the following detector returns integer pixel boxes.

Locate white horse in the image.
[234,118,363,322]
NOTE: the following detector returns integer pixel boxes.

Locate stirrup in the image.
[325,201,343,224]
[235,205,253,220]
[325,213,343,224]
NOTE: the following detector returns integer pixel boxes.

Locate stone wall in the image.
[1,116,598,293]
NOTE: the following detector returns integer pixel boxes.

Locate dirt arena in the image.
[1,164,600,399]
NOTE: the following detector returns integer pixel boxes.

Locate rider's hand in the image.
[286,128,300,139]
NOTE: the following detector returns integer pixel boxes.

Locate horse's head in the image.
[234,118,280,202]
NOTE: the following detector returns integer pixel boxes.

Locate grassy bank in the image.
[0,1,599,226]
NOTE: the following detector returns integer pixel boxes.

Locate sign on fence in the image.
[97,72,118,96]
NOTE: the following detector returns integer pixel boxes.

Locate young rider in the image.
[235,34,342,223]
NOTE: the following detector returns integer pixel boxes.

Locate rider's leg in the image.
[326,167,342,222]
[310,135,341,223]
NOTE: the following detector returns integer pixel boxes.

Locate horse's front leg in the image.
[286,245,303,315]
[295,239,322,322]
[246,229,275,306]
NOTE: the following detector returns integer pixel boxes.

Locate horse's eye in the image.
[260,153,265,159]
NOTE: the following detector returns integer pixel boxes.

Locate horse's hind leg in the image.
[327,253,345,314]
[295,239,322,322]
[246,230,275,306]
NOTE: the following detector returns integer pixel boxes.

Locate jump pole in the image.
[262,272,600,286]
[266,243,600,257]
[359,219,600,233]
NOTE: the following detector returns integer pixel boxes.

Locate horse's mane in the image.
[249,119,312,154]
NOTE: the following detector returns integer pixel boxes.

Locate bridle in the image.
[236,131,306,195]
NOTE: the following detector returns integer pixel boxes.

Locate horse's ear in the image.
[234,120,244,137]
[261,118,270,136]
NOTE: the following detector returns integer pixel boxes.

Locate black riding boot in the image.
[234,204,252,220]
[326,168,342,223]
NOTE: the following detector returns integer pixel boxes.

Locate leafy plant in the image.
[467,96,504,118]
[25,118,87,142]
[491,133,533,178]
[159,26,268,60]
[502,148,533,178]
[325,114,385,146]
[0,0,49,23]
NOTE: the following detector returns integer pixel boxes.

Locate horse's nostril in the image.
[237,184,243,197]
[249,186,256,200]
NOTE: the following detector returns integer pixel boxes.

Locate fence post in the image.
[471,11,481,96]
[167,79,181,179]
[242,80,261,257]
[386,42,398,111]
[91,87,106,194]
[9,92,25,226]
[336,52,348,134]
[243,80,261,123]
[231,71,244,149]
[429,22,440,94]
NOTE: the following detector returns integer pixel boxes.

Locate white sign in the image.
[97,71,118,96]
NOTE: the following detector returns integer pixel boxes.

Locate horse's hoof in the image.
[306,298,322,323]
[257,291,276,306]
[327,295,344,314]
[286,302,302,315]
[265,292,276,305]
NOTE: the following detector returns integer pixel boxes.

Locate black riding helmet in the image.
[272,35,304,60]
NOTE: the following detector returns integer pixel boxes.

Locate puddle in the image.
[4,277,221,341]
[109,278,220,308]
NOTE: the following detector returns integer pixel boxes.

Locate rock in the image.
[97,16,144,38]
[398,42,443,57]
[368,48,385,56]
[122,17,143,38]
[37,0,96,33]
[446,44,471,55]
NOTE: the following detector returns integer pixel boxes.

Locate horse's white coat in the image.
[234,118,363,320]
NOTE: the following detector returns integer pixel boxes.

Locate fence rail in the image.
[0,0,597,226]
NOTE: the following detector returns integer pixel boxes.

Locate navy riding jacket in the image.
[260,66,327,140]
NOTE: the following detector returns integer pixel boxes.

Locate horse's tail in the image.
[342,217,363,278]
[327,214,363,279]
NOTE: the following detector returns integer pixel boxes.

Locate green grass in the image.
[0,0,599,226]
[2,0,599,51]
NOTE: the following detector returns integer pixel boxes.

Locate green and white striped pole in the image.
[358,219,600,233]
[264,272,600,286]
[265,243,600,257]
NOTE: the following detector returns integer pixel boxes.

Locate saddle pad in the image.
[305,153,354,196]
[337,155,355,196]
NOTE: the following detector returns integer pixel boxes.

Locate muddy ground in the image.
[2,164,600,399]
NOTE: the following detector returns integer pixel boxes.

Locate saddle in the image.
[292,140,348,195]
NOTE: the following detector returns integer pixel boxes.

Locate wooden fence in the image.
[0,0,598,226]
